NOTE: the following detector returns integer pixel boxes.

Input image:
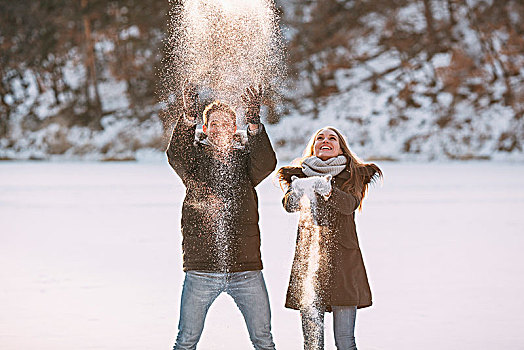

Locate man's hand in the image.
[182,83,199,121]
[241,85,263,126]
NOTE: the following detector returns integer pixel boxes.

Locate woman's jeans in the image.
[301,305,357,350]
[173,270,276,350]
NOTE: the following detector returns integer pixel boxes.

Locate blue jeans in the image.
[301,305,357,350]
[174,270,276,350]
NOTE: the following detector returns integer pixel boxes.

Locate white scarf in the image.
[301,155,347,177]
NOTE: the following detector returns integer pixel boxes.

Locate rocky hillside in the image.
[271,0,524,161]
[1,0,523,161]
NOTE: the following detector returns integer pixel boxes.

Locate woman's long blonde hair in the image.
[277,127,382,208]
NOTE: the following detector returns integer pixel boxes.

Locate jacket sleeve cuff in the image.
[247,123,262,135]
[181,114,197,127]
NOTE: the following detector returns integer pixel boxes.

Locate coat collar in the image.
[195,129,248,150]
[336,168,351,180]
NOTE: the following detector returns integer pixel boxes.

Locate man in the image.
[166,85,277,350]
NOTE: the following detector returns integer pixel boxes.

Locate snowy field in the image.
[1,160,524,350]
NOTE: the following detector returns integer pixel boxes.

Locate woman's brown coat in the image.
[282,169,372,311]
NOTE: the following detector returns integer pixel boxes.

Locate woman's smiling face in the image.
[313,128,343,160]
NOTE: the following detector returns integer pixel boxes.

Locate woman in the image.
[277,127,382,350]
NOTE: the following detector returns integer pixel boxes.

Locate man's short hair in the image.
[203,101,236,126]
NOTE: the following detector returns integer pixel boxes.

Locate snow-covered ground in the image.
[1,160,524,350]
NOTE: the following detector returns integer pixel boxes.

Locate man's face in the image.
[203,110,237,149]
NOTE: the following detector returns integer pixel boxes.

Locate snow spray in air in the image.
[290,176,334,348]
[160,0,285,126]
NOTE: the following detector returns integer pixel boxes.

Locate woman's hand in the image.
[290,175,305,198]
[241,85,263,125]
[313,175,332,197]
